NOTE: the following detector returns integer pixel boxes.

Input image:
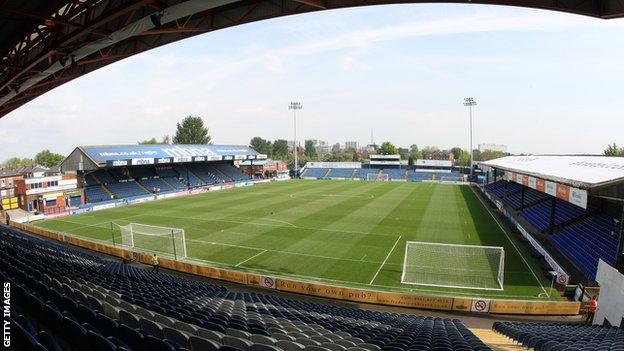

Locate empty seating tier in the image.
[106,180,149,198]
[550,214,619,280]
[1,226,491,351]
[493,321,623,351]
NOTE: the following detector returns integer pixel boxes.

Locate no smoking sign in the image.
[471,298,491,313]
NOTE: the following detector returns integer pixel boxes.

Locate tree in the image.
[421,146,443,159]
[409,144,422,161]
[34,150,64,168]
[450,147,463,161]
[250,137,272,156]
[272,139,289,159]
[349,148,360,162]
[304,140,318,159]
[173,116,211,144]
[397,147,409,160]
[3,157,35,169]
[138,137,158,144]
[604,143,624,156]
[457,149,471,167]
[138,135,171,144]
[378,141,397,155]
[480,149,507,161]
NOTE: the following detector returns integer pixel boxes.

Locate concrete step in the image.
[470,328,527,351]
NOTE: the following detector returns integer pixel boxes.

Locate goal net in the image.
[119,223,187,260]
[401,241,504,290]
[366,173,389,181]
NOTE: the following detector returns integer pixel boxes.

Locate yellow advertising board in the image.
[489,300,580,315]
[452,298,472,312]
[377,292,453,310]
[14,222,581,317]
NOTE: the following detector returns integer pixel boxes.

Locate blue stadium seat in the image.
[0,225,493,351]
[493,321,623,351]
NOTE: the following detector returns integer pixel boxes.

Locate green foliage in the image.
[173,116,211,144]
[456,149,471,167]
[450,147,463,160]
[409,144,422,160]
[304,140,318,159]
[378,141,397,155]
[397,147,409,160]
[421,146,446,160]
[2,157,35,169]
[272,139,289,159]
[34,150,65,168]
[604,143,624,156]
[138,137,158,144]
[138,135,172,145]
[479,149,507,161]
[250,137,272,156]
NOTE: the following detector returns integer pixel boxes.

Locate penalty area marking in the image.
[236,249,267,267]
[369,235,402,285]
[471,186,549,298]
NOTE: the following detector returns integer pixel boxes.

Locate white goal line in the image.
[404,240,504,251]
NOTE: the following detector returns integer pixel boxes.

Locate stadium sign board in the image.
[505,171,588,209]
[78,144,258,168]
[415,159,453,168]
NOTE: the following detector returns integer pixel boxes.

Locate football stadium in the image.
[2,2,624,351]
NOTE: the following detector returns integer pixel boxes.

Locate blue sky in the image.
[1,3,624,160]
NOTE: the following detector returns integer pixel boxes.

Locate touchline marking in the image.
[369,235,402,285]
[236,250,267,267]
[471,186,549,298]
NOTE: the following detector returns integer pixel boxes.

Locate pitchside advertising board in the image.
[505,171,588,209]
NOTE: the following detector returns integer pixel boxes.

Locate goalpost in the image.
[118,223,187,260]
[401,241,505,291]
[366,173,389,181]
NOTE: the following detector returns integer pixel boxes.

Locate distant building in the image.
[479,143,507,153]
[308,139,331,154]
[345,141,359,150]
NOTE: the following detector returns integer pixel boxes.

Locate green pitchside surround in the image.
[34,180,555,300]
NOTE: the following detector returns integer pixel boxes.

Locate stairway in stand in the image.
[470,328,527,350]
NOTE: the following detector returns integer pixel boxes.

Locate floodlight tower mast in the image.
[289,102,302,175]
[463,97,477,177]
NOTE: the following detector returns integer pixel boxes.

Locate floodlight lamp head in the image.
[463,97,476,106]
[288,102,302,110]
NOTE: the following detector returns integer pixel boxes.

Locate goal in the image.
[401,241,504,290]
[119,223,187,260]
[366,173,389,181]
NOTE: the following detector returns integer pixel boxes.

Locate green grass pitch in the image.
[34,180,556,300]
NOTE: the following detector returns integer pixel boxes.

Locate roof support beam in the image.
[290,0,326,9]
